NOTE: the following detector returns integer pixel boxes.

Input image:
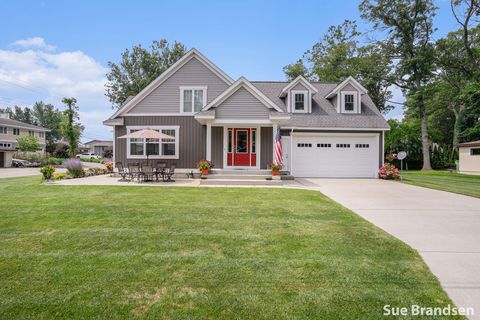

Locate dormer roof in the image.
[202,77,283,112]
[279,76,318,97]
[325,76,368,99]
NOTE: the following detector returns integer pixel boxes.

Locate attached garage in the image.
[287,133,381,178]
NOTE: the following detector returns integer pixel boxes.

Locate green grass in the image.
[402,170,480,198]
[0,177,460,319]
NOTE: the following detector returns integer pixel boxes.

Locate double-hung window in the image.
[0,127,7,134]
[13,128,20,135]
[291,90,308,113]
[341,91,358,113]
[127,126,179,159]
[181,87,207,113]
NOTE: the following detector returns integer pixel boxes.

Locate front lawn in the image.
[0,177,460,319]
[401,170,480,198]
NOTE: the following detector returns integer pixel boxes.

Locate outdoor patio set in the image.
[115,162,175,183]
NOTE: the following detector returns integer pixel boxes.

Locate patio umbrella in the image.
[118,128,174,164]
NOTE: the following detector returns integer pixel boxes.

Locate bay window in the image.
[127,126,179,159]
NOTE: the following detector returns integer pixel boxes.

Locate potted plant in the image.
[268,163,281,176]
[197,160,213,176]
[40,165,56,181]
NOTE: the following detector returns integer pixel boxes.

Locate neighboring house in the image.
[84,140,113,156]
[457,140,480,175]
[0,113,49,168]
[104,49,389,178]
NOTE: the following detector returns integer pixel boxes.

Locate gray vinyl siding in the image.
[211,126,223,168]
[215,87,270,119]
[291,83,308,91]
[127,57,229,114]
[341,83,358,92]
[260,127,273,169]
[114,116,205,168]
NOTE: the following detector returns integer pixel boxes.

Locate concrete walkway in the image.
[299,178,480,319]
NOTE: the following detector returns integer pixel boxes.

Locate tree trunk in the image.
[452,105,465,146]
[419,102,432,170]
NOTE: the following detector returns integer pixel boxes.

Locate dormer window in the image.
[344,94,354,111]
[341,91,358,113]
[295,93,305,111]
[291,90,309,113]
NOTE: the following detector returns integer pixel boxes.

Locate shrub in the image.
[79,158,104,163]
[40,165,55,180]
[53,143,70,158]
[105,161,113,172]
[63,158,84,178]
[103,148,113,159]
[47,157,64,165]
[378,163,400,180]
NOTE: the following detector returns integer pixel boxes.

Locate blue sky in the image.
[0,0,460,141]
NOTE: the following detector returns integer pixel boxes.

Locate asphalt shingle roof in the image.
[251,81,389,130]
[0,117,49,131]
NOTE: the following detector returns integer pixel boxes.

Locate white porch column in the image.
[272,123,278,162]
[206,122,212,161]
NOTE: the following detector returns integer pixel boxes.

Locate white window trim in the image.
[13,128,20,136]
[290,90,309,113]
[0,127,7,134]
[126,125,180,159]
[180,86,207,114]
[340,91,359,114]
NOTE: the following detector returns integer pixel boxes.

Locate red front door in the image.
[227,128,257,167]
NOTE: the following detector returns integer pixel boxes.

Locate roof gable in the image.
[325,76,368,99]
[203,77,283,112]
[109,48,234,119]
[280,76,318,97]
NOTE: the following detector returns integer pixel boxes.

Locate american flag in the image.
[274,128,282,166]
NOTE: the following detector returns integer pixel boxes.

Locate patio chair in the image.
[128,164,143,183]
[115,162,129,181]
[142,164,155,182]
[162,164,176,182]
[154,162,167,181]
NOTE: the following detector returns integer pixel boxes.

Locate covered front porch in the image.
[204,122,283,170]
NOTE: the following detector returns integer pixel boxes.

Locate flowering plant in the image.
[268,163,282,171]
[378,163,400,180]
[63,158,84,178]
[105,161,113,172]
[197,160,213,170]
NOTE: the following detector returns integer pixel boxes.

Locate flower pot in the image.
[201,168,209,176]
[272,169,280,176]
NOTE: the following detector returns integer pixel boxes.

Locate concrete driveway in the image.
[0,167,67,179]
[300,178,480,319]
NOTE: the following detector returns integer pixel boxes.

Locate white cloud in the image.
[0,38,112,141]
[10,37,56,51]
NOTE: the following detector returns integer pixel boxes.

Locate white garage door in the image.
[291,133,380,178]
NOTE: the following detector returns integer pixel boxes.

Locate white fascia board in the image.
[202,77,284,113]
[280,75,318,97]
[281,126,390,131]
[103,118,124,126]
[108,48,234,120]
[325,76,368,99]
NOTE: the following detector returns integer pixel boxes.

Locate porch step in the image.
[210,169,271,175]
[199,178,283,186]
[205,174,273,180]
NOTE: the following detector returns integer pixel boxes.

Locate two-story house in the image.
[104,49,389,178]
[0,113,49,167]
